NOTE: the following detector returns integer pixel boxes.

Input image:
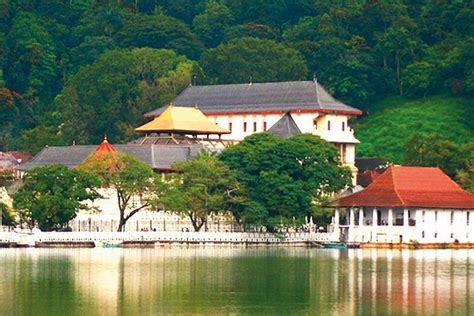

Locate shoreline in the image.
[2,240,474,249]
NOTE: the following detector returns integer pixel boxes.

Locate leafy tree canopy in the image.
[192,0,234,47]
[200,37,307,84]
[77,152,160,232]
[115,13,204,59]
[219,133,352,230]
[13,164,100,231]
[160,153,243,231]
[54,48,197,145]
[4,11,59,105]
[403,133,473,180]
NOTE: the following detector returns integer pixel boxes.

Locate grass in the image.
[354,95,474,163]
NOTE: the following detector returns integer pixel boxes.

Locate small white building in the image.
[145,80,363,182]
[333,166,474,244]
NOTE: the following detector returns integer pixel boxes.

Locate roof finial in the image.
[194,103,199,109]
[249,76,253,86]
[104,134,108,142]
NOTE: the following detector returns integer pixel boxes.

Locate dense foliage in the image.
[219,133,352,230]
[13,164,100,231]
[77,152,160,232]
[0,1,473,154]
[160,153,243,231]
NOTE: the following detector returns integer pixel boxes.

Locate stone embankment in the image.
[0,231,335,248]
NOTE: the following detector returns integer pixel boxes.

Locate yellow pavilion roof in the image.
[135,105,230,135]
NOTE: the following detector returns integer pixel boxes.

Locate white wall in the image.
[209,112,359,177]
[340,207,474,244]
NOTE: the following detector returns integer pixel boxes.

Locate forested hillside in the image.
[0,1,473,154]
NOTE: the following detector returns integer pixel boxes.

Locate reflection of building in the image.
[333,166,474,243]
[146,81,363,182]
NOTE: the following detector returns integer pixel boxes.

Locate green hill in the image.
[354,96,474,163]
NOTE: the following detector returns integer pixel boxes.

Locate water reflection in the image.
[0,248,473,315]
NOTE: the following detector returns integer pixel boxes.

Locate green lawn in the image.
[354,95,474,163]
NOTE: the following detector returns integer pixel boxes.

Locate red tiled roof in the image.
[336,166,474,209]
[95,138,116,153]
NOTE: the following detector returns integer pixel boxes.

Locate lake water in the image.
[0,247,472,315]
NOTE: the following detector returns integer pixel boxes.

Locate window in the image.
[451,211,454,225]
[468,212,470,225]
[327,120,331,131]
[340,144,346,163]
[263,121,267,131]
[229,122,232,132]
[451,233,454,238]
[342,122,345,131]
[253,122,257,132]
[434,232,438,239]
[243,122,247,132]
[422,231,425,238]
[435,211,438,222]
[422,211,425,223]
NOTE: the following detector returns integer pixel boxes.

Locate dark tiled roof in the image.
[355,158,390,172]
[267,112,302,138]
[145,81,362,117]
[18,144,203,171]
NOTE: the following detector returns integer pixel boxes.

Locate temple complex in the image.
[146,80,363,182]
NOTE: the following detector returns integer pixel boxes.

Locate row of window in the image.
[225,119,350,133]
[316,120,347,131]
[228,122,267,133]
[421,210,470,225]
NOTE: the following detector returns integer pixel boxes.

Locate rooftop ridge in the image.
[390,167,406,206]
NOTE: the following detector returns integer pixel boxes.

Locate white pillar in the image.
[358,208,364,242]
[403,208,409,243]
[403,209,409,227]
[388,208,393,243]
[334,208,340,241]
[372,208,378,242]
[348,208,355,242]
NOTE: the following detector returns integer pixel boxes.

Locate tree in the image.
[0,88,36,150]
[192,0,234,47]
[77,152,160,232]
[219,133,352,230]
[0,202,16,227]
[200,37,307,84]
[13,164,100,231]
[115,13,204,59]
[160,153,242,232]
[54,48,197,145]
[3,12,59,105]
[403,133,472,179]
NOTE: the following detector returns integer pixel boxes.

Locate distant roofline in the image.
[144,80,364,118]
[145,107,363,118]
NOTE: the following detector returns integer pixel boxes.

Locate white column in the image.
[358,208,364,242]
[348,208,355,242]
[403,208,409,243]
[334,208,340,241]
[372,208,378,242]
[388,208,393,243]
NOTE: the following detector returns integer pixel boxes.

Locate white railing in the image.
[0,231,338,246]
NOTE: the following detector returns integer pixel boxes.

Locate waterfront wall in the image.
[0,231,336,247]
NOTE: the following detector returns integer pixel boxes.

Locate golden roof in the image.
[135,105,230,134]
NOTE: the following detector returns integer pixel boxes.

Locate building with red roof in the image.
[331,166,474,244]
